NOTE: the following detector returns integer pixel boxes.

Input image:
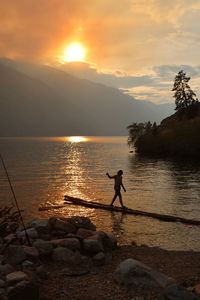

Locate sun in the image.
[63,42,86,62]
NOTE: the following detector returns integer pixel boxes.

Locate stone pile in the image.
[0,216,118,300]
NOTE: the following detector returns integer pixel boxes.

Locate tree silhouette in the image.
[172,70,198,111]
[127,122,152,147]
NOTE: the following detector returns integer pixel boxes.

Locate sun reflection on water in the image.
[63,141,88,201]
[66,136,89,143]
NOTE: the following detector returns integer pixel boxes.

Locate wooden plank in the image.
[64,195,200,226]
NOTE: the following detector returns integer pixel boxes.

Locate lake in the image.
[1,136,200,251]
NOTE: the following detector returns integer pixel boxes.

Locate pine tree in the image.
[172,70,198,111]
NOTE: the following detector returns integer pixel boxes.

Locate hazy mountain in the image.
[0,59,174,136]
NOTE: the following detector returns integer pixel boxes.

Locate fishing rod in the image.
[0,154,31,246]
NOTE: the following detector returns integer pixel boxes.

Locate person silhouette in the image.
[106,170,126,208]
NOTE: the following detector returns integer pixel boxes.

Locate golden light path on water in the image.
[40,136,122,235]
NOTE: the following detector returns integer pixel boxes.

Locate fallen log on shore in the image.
[63,195,200,226]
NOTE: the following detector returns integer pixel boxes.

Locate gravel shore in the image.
[40,244,200,300]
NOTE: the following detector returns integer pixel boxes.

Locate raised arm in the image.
[106,173,114,179]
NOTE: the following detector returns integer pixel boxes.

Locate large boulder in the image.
[114,258,172,289]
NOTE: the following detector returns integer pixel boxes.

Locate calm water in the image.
[1,136,200,251]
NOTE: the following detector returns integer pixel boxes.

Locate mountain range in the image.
[0,58,174,136]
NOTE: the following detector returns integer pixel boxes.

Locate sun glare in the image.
[63,42,86,62]
[67,136,88,143]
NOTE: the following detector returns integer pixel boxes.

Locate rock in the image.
[50,238,66,247]
[36,265,49,280]
[92,252,105,266]
[101,232,118,250]
[0,288,6,300]
[53,219,76,233]
[22,246,39,259]
[33,240,53,256]
[17,228,39,240]
[5,245,27,265]
[194,283,200,295]
[160,283,200,300]
[4,233,17,244]
[114,258,173,289]
[0,264,15,276]
[48,217,57,229]
[7,222,19,233]
[0,255,4,264]
[7,280,39,300]
[6,271,28,285]
[22,260,34,270]
[76,228,95,238]
[0,279,5,288]
[52,247,80,264]
[51,230,67,237]
[51,237,81,250]
[83,237,104,254]
[69,216,96,231]
[60,238,81,251]
[31,219,50,235]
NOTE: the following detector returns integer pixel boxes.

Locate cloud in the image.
[0,0,93,60]
[1,0,200,71]
[1,0,200,104]
[57,61,200,104]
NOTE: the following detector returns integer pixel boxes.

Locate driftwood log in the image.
[38,195,200,226]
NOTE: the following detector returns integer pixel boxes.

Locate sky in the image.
[1,0,200,104]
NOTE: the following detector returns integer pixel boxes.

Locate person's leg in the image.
[110,191,117,205]
[118,192,124,208]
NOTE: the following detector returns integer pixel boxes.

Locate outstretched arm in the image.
[106,173,114,179]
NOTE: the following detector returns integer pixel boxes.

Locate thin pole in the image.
[0,154,31,246]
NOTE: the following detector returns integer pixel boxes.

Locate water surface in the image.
[1,136,200,251]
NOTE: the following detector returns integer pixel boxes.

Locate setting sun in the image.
[63,42,86,62]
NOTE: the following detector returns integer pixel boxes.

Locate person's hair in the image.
[117,170,123,175]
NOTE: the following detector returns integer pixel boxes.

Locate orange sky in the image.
[1,0,200,103]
